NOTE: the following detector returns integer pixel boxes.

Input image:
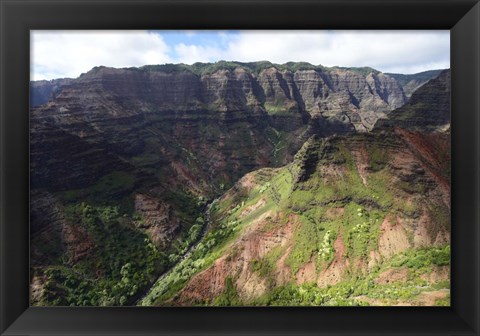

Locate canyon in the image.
[29,61,450,306]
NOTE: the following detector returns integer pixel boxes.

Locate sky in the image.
[31,30,450,81]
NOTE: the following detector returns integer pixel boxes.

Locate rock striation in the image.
[29,62,413,195]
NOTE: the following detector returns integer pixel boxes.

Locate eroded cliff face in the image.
[375,70,451,132]
[30,63,410,197]
[31,66,285,196]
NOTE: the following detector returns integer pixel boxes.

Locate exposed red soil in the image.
[317,232,348,287]
[62,222,94,264]
[349,142,370,186]
[176,212,298,304]
[378,215,410,258]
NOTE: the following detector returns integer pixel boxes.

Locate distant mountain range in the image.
[385,69,444,98]
[30,62,443,130]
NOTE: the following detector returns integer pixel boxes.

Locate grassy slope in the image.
[143,131,450,306]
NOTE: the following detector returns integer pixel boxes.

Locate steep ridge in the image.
[144,131,450,306]
[29,63,449,306]
[386,69,443,98]
[140,70,450,306]
[375,70,451,132]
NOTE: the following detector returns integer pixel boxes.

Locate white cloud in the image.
[31,30,172,80]
[219,30,449,74]
[174,43,224,64]
[31,30,450,80]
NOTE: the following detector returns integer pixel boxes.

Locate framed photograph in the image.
[1,0,479,335]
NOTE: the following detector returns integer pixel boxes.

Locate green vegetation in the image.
[281,61,323,73]
[343,205,383,259]
[367,145,389,172]
[32,58,451,309]
[38,203,167,306]
[141,168,293,305]
[283,137,392,274]
[318,230,335,261]
[38,182,206,306]
[90,171,135,196]
[264,103,286,116]
[390,245,450,269]
[61,171,136,204]
[136,63,193,74]
[331,66,380,76]
[251,282,367,306]
[264,103,298,117]
[249,276,449,306]
[435,294,450,306]
[131,61,332,77]
[264,127,289,163]
[213,277,241,306]
[285,213,329,275]
[250,245,285,281]
[248,244,450,306]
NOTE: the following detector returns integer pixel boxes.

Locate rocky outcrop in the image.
[134,193,181,248]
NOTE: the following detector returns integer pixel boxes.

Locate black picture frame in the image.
[1,0,479,335]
